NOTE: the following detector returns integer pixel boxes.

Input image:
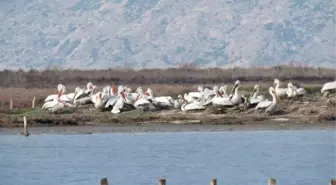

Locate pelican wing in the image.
[134,98,151,108]
[42,100,58,109]
[105,96,119,108]
[111,98,124,114]
[255,100,272,110]
[74,89,87,100]
[60,94,73,103]
[74,97,92,106]
[321,81,336,93]
[153,96,173,106]
[67,93,75,100]
[212,97,233,106]
[181,102,205,111]
[188,92,202,99]
[44,94,57,102]
[296,88,307,95]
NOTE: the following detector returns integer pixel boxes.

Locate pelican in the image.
[211,86,234,107]
[255,87,280,115]
[181,101,205,112]
[274,79,287,97]
[229,80,242,106]
[73,82,97,101]
[133,88,157,110]
[219,85,229,98]
[184,93,198,103]
[174,95,185,109]
[111,86,135,114]
[125,87,142,101]
[92,92,108,111]
[44,84,66,102]
[321,81,336,97]
[286,82,307,98]
[188,85,204,99]
[248,84,266,107]
[42,85,74,113]
[145,88,174,107]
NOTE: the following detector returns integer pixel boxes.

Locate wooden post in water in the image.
[32,97,35,109]
[100,178,108,185]
[159,179,166,185]
[9,98,13,110]
[268,178,276,185]
[210,179,217,185]
[23,116,29,137]
[330,179,336,185]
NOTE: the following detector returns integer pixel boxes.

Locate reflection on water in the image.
[0,130,335,185]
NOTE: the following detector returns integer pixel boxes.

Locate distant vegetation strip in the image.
[0,65,334,88]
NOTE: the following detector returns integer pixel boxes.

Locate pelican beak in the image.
[135,94,140,102]
[120,92,126,101]
[218,91,223,97]
[112,83,117,95]
[58,89,63,98]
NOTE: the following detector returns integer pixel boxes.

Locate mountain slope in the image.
[0,0,335,69]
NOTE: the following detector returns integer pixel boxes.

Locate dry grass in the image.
[0,65,334,88]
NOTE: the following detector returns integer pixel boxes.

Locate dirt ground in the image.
[0,90,335,135]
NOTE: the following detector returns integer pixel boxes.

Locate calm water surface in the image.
[0,130,335,185]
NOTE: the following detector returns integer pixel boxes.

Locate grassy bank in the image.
[0,92,335,129]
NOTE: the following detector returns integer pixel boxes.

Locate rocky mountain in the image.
[0,0,335,70]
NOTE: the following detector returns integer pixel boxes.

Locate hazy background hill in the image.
[0,0,335,70]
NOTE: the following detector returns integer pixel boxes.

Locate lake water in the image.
[0,130,335,185]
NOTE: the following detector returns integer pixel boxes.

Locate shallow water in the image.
[0,130,335,185]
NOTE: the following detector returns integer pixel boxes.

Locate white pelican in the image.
[133,88,157,110]
[92,92,109,111]
[229,80,242,106]
[111,86,135,114]
[73,82,97,101]
[105,85,127,109]
[145,88,174,107]
[188,85,204,99]
[274,79,287,97]
[44,84,66,102]
[255,87,280,115]
[42,85,74,113]
[248,84,266,106]
[184,93,198,103]
[44,84,74,103]
[211,86,234,107]
[321,81,336,97]
[219,85,229,98]
[181,101,205,112]
[286,82,307,98]
[174,95,185,109]
[125,87,142,101]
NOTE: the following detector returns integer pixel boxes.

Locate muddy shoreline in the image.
[0,121,335,135]
[1,96,335,135]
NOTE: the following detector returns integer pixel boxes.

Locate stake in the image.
[210,179,217,185]
[159,179,166,185]
[100,178,108,185]
[10,98,13,110]
[32,97,36,108]
[23,116,29,137]
[268,178,276,185]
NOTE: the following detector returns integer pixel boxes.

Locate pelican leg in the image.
[323,91,329,98]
